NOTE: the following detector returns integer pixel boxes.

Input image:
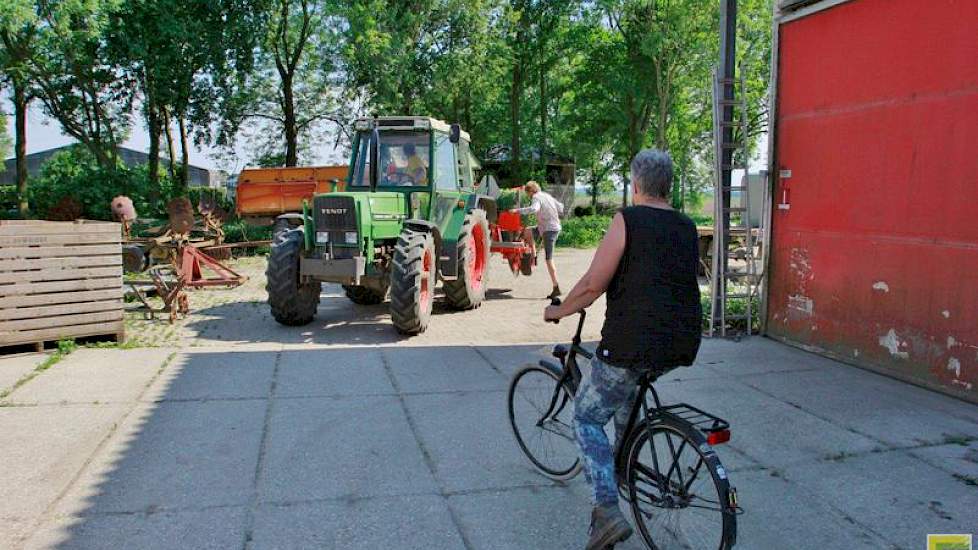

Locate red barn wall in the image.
[767,0,978,401]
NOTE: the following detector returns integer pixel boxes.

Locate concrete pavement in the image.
[1,337,975,550]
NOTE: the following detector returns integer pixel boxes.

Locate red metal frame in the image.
[176,246,247,289]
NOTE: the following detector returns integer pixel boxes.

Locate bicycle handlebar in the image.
[546,298,562,324]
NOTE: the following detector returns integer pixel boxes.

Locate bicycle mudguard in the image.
[537,359,564,379]
[627,415,739,547]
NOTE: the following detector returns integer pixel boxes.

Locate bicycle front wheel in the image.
[623,420,736,550]
[507,363,582,480]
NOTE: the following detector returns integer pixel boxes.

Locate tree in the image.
[109,0,264,201]
[0,0,37,216]
[221,0,345,167]
[27,0,135,170]
[0,109,10,159]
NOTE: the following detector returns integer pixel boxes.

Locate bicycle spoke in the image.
[682,457,705,494]
[628,426,727,550]
[509,367,580,478]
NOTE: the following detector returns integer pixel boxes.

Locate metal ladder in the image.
[708,70,758,338]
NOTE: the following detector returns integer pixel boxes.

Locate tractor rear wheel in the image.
[389,229,436,334]
[343,285,386,305]
[266,228,320,326]
[272,218,292,242]
[444,209,490,309]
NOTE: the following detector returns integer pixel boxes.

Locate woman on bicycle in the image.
[544,149,702,550]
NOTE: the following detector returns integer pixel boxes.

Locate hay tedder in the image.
[114,196,249,322]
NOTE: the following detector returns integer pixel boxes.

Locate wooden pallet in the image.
[0,220,124,350]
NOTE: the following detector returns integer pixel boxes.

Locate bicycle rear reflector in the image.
[707,429,731,445]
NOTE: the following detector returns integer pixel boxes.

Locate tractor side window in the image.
[457,140,473,189]
[433,134,457,192]
[350,134,371,187]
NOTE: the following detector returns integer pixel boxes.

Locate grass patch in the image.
[701,294,761,334]
[557,215,612,248]
[0,339,78,401]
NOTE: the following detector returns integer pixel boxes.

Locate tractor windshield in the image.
[350,130,430,189]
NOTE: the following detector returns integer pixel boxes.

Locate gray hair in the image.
[630,149,673,199]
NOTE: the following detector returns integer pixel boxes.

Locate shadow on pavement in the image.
[28,344,643,550]
[16,339,978,549]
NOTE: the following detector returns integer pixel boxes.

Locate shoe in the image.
[547,286,562,299]
[585,505,633,550]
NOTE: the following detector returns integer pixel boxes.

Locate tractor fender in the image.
[468,194,498,223]
[402,219,443,250]
[275,212,305,222]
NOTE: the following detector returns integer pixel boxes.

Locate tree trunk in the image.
[178,115,189,193]
[282,73,298,167]
[590,175,598,209]
[621,164,630,209]
[147,103,162,210]
[509,59,522,182]
[12,82,28,217]
[539,66,547,176]
[162,107,177,179]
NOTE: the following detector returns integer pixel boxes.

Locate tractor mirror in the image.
[449,123,461,144]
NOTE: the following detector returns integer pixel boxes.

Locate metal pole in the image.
[715,0,738,327]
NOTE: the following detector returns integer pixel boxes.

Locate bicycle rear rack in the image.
[655,403,731,436]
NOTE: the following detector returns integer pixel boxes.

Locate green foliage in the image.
[222,219,274,243]
[700,293,760,333]
[687,212,713,226]
[0,113,10,159]
[557,215,612,248]
[28,147,178,220]
[220,0,343,166]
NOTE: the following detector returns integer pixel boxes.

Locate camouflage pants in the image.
[573,356,641,506]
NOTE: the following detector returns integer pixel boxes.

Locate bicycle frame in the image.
[538,309,731,493]
[528,305,739,547]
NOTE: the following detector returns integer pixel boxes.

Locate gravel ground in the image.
[124,248,612,349]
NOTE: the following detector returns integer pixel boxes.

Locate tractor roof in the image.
[354,116,471,142]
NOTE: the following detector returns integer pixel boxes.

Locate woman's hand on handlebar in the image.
[544,297,562,324]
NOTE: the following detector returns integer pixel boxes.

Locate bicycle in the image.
[507,300,739,549]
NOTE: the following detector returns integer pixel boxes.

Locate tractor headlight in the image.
[344,231,358,245]
[316,231,329,244]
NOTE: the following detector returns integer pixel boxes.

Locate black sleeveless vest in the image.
[596,206,702,370]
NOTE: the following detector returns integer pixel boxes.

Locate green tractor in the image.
[266,116,497,334]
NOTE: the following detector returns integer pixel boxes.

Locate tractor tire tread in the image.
[266,229,320,326]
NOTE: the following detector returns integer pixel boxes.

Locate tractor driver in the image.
[394,142,427,186]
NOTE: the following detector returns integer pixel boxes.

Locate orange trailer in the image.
[235,165,348,227]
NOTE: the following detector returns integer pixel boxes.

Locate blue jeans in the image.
[573,356,641,506]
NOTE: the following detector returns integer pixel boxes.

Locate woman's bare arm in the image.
[545,213,626,321]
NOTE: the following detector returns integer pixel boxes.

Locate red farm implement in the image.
[490,207,535,276]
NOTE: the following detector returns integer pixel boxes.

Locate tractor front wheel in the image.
[266,228,320,326]
[389,229,436,334]
[444,209,490,309]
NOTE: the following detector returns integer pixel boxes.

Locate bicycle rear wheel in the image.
[507,363,582,480]
[623,420,736,549]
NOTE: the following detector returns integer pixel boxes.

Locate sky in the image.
[3,98,769,182]
[1,99,348,174]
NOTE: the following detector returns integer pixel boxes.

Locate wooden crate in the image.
[0,220,124,350]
